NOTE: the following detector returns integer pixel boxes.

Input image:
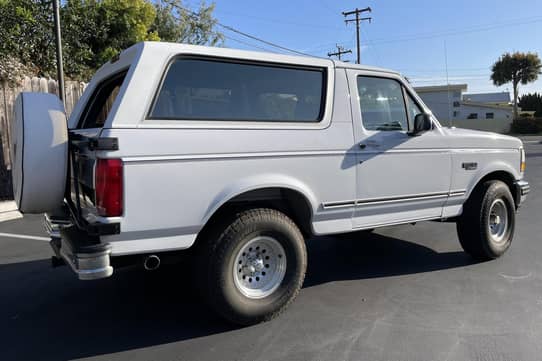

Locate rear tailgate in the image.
[65,70,128,234]
[67,129,100,221]
[66,130,120,235]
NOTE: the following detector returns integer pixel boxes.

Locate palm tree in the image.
[491,52,542,119]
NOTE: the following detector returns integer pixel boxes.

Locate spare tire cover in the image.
[12,92,68,213]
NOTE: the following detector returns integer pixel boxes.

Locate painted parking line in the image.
[0,232,49,241]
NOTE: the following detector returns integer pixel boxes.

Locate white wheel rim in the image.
[488,198,508,244]
[232,236,287,299]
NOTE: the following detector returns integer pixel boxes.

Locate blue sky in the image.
[186,0,542,95]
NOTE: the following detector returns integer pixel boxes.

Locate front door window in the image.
[357,76,408,131]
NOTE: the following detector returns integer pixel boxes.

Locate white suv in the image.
[11,42,529,325]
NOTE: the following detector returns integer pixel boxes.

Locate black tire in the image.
[456,180,515,260]
[196,208,307,325]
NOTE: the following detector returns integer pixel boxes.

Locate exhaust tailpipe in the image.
[143,255,160,271]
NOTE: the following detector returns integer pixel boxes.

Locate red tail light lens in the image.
[95,159,123,217]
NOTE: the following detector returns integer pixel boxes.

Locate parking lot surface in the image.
[1,142,541,361]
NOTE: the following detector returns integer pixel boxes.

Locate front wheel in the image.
[456,180,515,260]
[196,208,307,325]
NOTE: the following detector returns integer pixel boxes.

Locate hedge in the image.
[511,117,542,134]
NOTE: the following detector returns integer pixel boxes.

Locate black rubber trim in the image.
[60,225,112,254]
[146,55,328,123]
[69,133,119,151]
[88,137,118,151]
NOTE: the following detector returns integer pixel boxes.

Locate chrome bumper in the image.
[44,213,71,239]
[45,213,113,281]
[515,180,530,207]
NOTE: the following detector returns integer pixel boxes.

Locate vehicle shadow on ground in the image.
[0,232,475,360]
[304,231,474,287]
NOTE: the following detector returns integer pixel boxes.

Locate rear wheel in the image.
[196,208,307,325]
[456,180,515,260]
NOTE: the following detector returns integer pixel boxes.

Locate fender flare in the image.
[464,160,520,200]
[201,174,319,226]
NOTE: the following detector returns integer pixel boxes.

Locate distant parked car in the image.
[11,42,529,325]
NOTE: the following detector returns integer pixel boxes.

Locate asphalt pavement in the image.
[1,142,541,361]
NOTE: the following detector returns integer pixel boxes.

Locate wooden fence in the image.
[0,77,87,169]
[0,77,87,199]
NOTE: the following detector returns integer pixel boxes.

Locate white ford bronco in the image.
[12,42,529,325]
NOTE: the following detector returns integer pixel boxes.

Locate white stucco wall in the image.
[416,89,513,134]
[417,90,461,121]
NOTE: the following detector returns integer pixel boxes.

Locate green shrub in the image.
[511,117,542,134]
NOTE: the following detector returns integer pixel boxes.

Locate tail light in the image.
[95,159,123,217]
[520,147,526,173]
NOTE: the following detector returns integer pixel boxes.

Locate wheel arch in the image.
[198,176,319,240]
[465,165,519,207]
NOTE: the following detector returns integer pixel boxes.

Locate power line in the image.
[369,16,542,45]
[360,26,382,66]
[214,9,344,30]
[222,34,272,52]
[303,14,542,53]
[216,23,313,57]
[167,2,313,57]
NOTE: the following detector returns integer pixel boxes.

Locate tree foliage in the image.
[61,0,159,79]
[518,92,542,117]
[0,0,55,81]
[151,0,223,46]
[0,0,222,81]
[491,52,542,118]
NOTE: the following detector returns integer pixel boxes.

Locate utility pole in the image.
[342,7,372,64]
[327,45,352,61]
[52,0,65,105]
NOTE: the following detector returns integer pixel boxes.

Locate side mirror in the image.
[409,113,432,136]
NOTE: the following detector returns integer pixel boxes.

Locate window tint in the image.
[486,112,494,119]
[467,113,478,119]
[150,58,325,122]
[79,71,126,129]
[357,76,408,131]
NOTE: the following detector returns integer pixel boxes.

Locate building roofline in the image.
[414,84,468,93]
[460,100,514,110]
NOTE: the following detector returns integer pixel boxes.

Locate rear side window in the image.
[149,58,326,122]
[78,71,126,129]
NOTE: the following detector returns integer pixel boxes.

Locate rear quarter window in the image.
[149,58,326,122]
[78,71,127,129]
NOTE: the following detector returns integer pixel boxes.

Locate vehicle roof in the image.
[117,42,400,75]
[332,59,400,74]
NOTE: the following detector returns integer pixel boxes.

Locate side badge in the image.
[462,162,478,171]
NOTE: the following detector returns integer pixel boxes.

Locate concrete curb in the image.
[0,201,17,213]
[0,201,22,222]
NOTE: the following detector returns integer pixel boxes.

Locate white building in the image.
[414,84,514,133]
